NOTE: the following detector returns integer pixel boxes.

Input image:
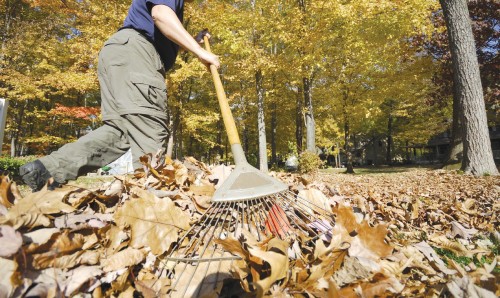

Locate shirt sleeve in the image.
[146,0,178,12]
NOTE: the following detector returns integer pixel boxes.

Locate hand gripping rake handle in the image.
[203,36,247,165]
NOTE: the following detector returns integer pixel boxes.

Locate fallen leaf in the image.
[0,176,15,208]
[102,248,146,272]
[450,221,478,240]
[114,189,190,255]
[0,212,51,229]
[23,228,60,245]
[8,187,74,216]
[447,276,497,298]
[414,241,457,275]
[63,266,102,296]
[0,225,22,257]
[0,257,17,297]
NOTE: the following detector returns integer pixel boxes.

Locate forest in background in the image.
[0,0,498,168]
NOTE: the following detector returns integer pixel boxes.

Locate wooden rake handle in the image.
[203,35,241,146]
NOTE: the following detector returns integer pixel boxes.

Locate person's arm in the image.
[151,5,220,69]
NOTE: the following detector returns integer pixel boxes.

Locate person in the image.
[19,0,219,192]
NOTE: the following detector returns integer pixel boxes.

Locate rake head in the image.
[161,187,335,297]
[212,163,288,202]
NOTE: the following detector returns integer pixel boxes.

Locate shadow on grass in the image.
[320,164,443,175]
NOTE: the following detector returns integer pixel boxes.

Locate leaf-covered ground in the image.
[0,155,498,297]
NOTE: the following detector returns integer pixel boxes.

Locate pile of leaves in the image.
[0,153,498,297]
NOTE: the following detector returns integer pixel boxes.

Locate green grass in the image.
[433,234,500,274]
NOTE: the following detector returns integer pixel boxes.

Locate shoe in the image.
[19,160,53,192]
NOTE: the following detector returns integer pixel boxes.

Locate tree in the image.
[439,0,498,176]
[426,0,499,165]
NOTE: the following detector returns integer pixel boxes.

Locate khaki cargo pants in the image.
[40,29,169,183]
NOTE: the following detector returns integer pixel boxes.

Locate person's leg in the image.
[122,114,169,169]
[20,32,131,192]
[20,121,130,191]
[39,121,130,181]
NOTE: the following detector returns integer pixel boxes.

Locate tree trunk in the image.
[444,94,463,164]
[271,100,277,167]
[344,121,354,174]
[295,85,303,153]
[386,114,393,165]
[440,0,498,175]
[256,69,268,172]
[342,91,354,173]
[303,77,315,153]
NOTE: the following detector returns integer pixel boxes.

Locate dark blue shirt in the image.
[122,0,184,70]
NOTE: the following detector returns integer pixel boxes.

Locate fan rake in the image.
[159,36,335,297]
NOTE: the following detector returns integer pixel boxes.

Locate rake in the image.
[160,36,335,297]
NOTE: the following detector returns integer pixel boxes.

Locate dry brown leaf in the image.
[102,248,146,272]
[173,160,189,186]
[114,189,190,255]
[33,248,99,270]
[447,276,497,298]
[103,179,124,197]
[332,256,372,287]
[450,221,478,240]
[63,266,102,296]
[298,188,331,214]
[0,225,22,257]
[0,212,51,229]
[429,235,471,257]
[248,240,289,296]
[8,187,75,216]
[0,257,17,297]
[105,225,130,255]
[190,184,215,197]
[338,273,404,297]
[24,228,60,245]
[54,212,113,230]
[0,176,15,208]
[167,257,233,298]
[414,241,457,275]
[356,221,393,258]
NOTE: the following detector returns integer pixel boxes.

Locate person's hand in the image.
[196,49,220,70]
[195,29,211,44]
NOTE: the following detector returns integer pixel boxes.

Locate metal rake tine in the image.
[252,198,268,240]
[284,190,333,216]
[172,199,230,296]
[192,201,236,297]
[260,195,297,238]
[170,201,229,292]
[157,201,221,281]
[279,192,334,237]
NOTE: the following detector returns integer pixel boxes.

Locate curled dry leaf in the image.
[102,248,146,272]
[23,228,60,245]
[0,225,22,257]
[54,212,113,230]
[414,241,457,275]
[63,266,103,296]
[0,257,17,297]
[34,250,100,269]
[0,212,51,230]
[0,176,15,208]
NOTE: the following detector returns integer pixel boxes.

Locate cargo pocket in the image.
[101,35,130,66]
[103,34,129,47]
[130,72,167,112]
